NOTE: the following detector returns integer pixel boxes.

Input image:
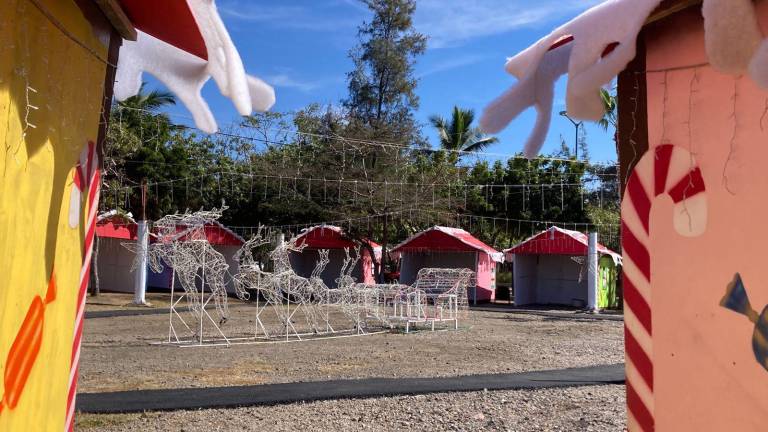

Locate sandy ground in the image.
[76,384,627,431]
[85,292,174,311]
[80,293,624,393]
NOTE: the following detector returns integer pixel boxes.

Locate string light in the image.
[113,105,619,167]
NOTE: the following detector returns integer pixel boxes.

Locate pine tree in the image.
[345,0,427,144]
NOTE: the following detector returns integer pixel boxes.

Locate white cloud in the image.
[414,0,605,48]
[265,72,344,93]
[266,74,322,92]
[417,54,490,78]
[219,1,604,49]
[218,1,362,32]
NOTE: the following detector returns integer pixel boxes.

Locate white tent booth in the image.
[95,212,246,295]
[391,226,504,303]
[94,212,139,293]
[146,221,246,295]
[505,227,621,308]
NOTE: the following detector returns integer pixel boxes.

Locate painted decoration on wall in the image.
[0,1,105,430]
[1,271,56,415]
[621,143,708,431]
[721,273,768,372]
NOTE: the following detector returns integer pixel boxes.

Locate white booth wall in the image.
[399,251,476,285]
[94,237,136,293]
[513,254,587,306]
[289,249,366,289]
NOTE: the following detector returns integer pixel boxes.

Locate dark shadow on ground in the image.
[76,363,625,414]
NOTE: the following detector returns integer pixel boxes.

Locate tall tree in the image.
[429,106,498,163]
[345,0,427,144]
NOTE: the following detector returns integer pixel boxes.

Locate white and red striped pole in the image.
[64,141,100,432]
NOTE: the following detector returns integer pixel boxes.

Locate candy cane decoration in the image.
[64,141,100,432]
[621,144,707,432]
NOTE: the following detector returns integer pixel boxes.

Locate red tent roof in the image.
[119,0,207,59]
[295,226,382,261]
[96,212,138,240]
[165,221,245,246]
[504,226,621,264]
[391,226,503,262]
[96,212,244,246]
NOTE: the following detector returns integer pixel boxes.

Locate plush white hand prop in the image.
[187,0,252,116]
[480,0,664,156]
[480,43,572,158]
[114,0,275,133]
[703,0,762,74]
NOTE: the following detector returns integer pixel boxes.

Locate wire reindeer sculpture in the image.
[139,219,477,344]
[334,246,391,332]
[128,207,250,345]
[266,235,325,338]
[307,249,341,332]
[232,226,272,297]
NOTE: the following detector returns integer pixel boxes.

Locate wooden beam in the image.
[616,31,649,196]
[97,28,121,163]
[93,0,136,41]
[647,0,701,25]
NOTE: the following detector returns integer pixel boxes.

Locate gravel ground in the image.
[80,294,624,393]
[85,292,174,312]
[76,384,626,431]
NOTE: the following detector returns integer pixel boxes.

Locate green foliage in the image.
[458,153,591,248]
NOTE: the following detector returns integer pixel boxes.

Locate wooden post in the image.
[616,30,649,196]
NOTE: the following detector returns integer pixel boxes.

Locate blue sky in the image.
[154,0,615,163]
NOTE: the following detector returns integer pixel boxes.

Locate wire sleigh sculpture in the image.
[128,208,476,346]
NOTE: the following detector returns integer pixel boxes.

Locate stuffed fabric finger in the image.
[188,0,251,116]
[567,39,635,121]
[114,0,275,133]
[481,0,663,156]
[703,0,762,74]
[115,31,218,133]
[247,75,277,113]
[481,43,572,156]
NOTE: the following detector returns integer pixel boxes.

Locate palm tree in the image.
[430,106,498,162]
[117,82,176,112]
[106,83,178,168]
[596,88,617,131]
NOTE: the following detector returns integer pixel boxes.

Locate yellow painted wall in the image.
[0,0,107,430]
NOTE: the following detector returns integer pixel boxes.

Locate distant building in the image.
[291,225,381,288]
[504,226,621,308]
[391,226,503,303]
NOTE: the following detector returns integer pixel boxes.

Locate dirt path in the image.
[79,295,624,393]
